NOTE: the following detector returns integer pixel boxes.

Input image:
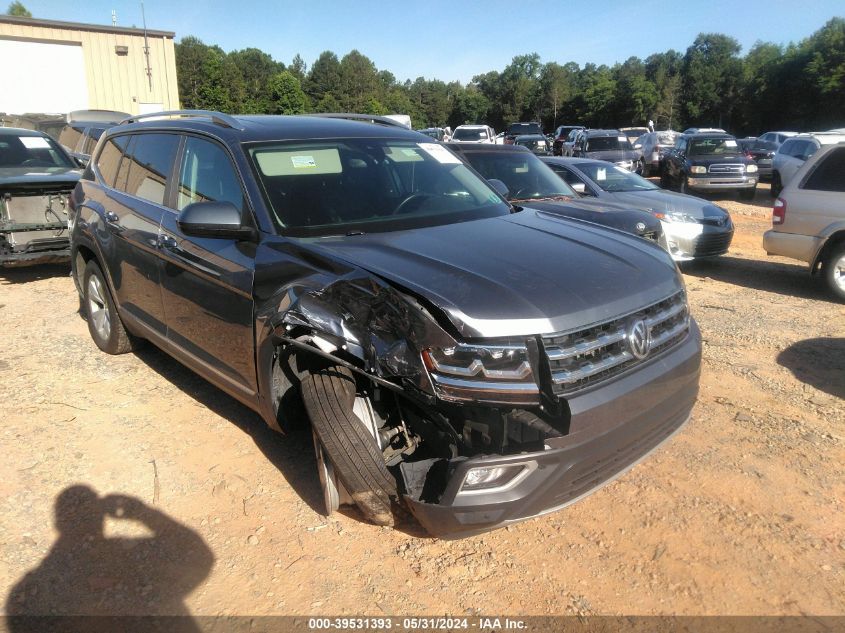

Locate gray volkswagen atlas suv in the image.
[69,111,701,537]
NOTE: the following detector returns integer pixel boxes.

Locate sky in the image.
[16,0,845,83]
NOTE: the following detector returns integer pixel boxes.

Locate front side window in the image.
[577,161,659,193]
[96,134,130,187]
[462,151,575,202]
[122,133,180,205]
[802,147,845,192]
[81,128,105,155]
[249,138,511,237]
[177,136,245,212]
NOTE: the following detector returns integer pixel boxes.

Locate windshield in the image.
[508,123,542,135]
[0,133,75,168]
[585,136,631,152]
[656,131,677,145]
[418,129,442,140]
[453,128,488,140]
[688,138,740,156]
[461,150,575,201]
[248,139,510,237]
[577,161,659,192]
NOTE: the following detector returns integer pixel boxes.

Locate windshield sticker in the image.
[291,155,317,169]
[724,140,737,147]
[385,147,424,162]
[617,136,627,143]
[417,143,461,164]
[20,136,51,149]
[596,168,607,181]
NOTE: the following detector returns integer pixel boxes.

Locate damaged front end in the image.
[0,186,73,267]
[260,259,701,537]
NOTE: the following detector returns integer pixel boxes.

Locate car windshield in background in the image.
[508,123,542,135]
[688,138,740,156]
[0,134,75,168]
[453,129,488,141]
[657,132,678,145]
[578,162,660,193]
[248,139,510,237]
[585,136,630,151]
[463,151,575,201]
[418,129,442,140]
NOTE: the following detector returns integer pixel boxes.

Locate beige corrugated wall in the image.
[0,21,179,114]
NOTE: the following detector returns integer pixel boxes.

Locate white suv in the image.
[771,132,845,197]
[451,124,495,144]
[763,143,845,300]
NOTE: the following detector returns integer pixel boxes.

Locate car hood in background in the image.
[605,190,729,221]
[518,199,663,237]
[584,150,639,162]
[313,210,679,338]
[0,167,82,191]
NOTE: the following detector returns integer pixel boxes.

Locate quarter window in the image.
[802,147,845,192]
[95,135,130,187]
[122,133,180,205]
[176,137,245,211]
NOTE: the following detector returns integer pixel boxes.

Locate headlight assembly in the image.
[746,164,758,173]
[690,165,707,174]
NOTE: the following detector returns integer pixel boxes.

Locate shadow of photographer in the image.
[5,485,214,632]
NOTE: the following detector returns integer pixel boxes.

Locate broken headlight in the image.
[421,344,539,405]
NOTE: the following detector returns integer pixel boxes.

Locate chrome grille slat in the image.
[709,164,743,174]
[543,290,689,394]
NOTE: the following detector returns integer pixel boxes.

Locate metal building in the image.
[0,15,179,116]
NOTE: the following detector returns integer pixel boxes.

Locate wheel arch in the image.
[811,227,845,275]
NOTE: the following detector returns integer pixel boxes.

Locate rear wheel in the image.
[770,172,783,198]
[300,364,397,526]
[823,245,845,302]
[83,260,135,354]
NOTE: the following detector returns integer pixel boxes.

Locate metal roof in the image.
[0,15,175,38]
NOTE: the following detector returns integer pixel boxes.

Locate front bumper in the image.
[404,320,701,537]
[686,175,757,190]
[663,222,734,260]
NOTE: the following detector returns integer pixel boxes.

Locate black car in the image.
[513,133,551,155]
[0,128,81,266]
[660,133,758,200]
[57,110,129,167]
[70,110,700,537]
[503,121,543,144]
[446,142,664,243]
[570,129,642,173]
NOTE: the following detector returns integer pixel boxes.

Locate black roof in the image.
[109,114,428,145]
[0,127,50,137]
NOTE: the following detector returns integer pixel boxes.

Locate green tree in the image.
[6,1,31,17]
[269,71,308,114]
[682,33,742,129]
[305,51,342,104]
[646,51,683,129]
[448,86,490,128]
[499,54,542,123]
[229,48,284,113]
[289,54,307,81]
[337,50,382,112]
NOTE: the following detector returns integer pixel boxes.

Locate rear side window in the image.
[176,136,245,211]
[58,125,84,151]
[95,135,130,187]
[81,128,105,155]
[122,133,180,205]
[802,147,845,192]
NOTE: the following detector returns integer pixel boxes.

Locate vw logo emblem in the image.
[627,319,651,360]
[635,222,647,233]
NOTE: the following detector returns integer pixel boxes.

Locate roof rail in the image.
[306,113,409,129]
[119,110,245,130]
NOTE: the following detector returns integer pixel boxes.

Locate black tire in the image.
[770,172,783,198]
[823,244,845,302]
[82,260,135,354]
[660,170,670,189]
[739,186,756,201]
[300,365,397,526]
[679,175,689,194]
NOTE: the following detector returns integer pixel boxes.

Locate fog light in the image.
[460,463,532,492]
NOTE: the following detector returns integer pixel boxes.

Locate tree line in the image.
[176,18,845,135]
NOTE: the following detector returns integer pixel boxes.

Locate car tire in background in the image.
[82,259,136,355]
[679,175,689,194]
[823,244,845,301]
[771,172,783,198]
[300,364,398,526]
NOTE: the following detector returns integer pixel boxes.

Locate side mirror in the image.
[177,201,255,240]
[571,182,587,194]
[487,178,510,199]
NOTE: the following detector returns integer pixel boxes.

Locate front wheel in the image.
[300,365,397,526]
[83,260,135,354]
[823,245,845,302]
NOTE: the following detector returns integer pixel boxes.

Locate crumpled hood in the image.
[0,167,81,192]
[607,190,728,220]
[313,210,680,338]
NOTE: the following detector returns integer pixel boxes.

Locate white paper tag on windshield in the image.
[596,168,607,181]
[725,140,737,147]
[291,155,317,169]
[617,136,627,142]
[418,143,461,164]
[20,136,50,149]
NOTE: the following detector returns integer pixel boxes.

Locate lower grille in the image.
[678,231,733,257]
[542,290,689,395]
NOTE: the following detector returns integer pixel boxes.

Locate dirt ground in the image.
[1,182,843,619]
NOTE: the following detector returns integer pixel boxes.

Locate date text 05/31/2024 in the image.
[307,617,527,630]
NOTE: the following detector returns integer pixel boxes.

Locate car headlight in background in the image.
[745,164,758,173]
[690,165,707,174]
[652,211,700,223]
[422,344,538,404]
